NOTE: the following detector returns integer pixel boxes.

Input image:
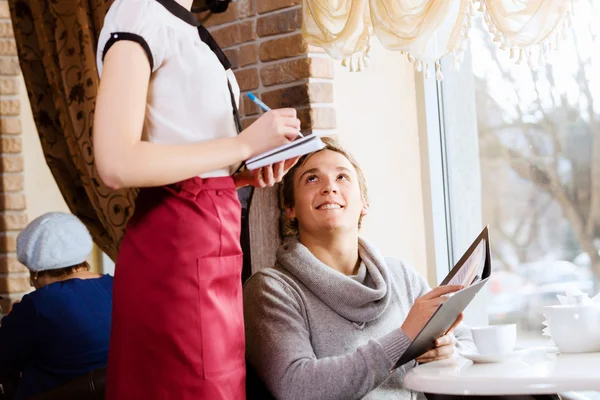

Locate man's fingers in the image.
[434,334,454,347]
[418,344,455,363]
[417,349,437,360]
[420,352,454,363]
[426,296,448,308]
[421,285,463,301]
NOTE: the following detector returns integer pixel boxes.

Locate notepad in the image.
[245,135,326,170]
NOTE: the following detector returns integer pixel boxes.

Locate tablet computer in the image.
[394,227,492,367]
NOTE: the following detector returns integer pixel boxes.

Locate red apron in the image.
[106,176,246,399]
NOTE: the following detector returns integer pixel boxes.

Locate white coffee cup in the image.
[470,324,517,355]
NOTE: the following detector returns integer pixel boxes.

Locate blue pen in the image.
[246,93,303,137]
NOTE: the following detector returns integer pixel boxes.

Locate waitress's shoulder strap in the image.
[197,25,231,70]
[197,25,242,134]
[227,80,243,134]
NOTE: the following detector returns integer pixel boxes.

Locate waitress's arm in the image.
[94,41,300,190]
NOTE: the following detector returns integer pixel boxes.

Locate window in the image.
[436,0,600,344]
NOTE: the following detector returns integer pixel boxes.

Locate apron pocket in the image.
[197,253,245,379]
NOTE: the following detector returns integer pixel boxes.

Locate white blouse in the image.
[97,0,241,178]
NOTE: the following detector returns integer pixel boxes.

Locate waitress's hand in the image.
[237,109,301,158]
[234,157,300,189]
[401,285,463,341]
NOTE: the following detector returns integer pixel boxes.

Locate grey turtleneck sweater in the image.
[243,237,475,400]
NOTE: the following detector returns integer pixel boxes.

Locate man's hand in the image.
[401,285,462,340]
[415,313,463,364]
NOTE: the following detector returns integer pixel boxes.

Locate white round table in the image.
[403,349,600,395]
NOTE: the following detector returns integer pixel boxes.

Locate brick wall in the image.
[0,1,28,313]
[200,0,336,134]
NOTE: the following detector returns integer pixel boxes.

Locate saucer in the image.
[460,348,528,363]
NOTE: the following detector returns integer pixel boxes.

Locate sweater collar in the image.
[277,237,392,323]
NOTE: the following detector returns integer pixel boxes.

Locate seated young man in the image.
[243,137,474,400]
[0,212,113,399]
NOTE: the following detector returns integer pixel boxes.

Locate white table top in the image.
[403,349,600,395]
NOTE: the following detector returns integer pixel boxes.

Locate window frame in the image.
[415,73,454,285]
[417,51,490,327]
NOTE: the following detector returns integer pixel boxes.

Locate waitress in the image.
[94,0,300,398]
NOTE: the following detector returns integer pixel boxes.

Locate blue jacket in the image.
[0,275,113,399]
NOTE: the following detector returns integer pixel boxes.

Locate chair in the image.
[29,367,106,400]
[246,362,276,400]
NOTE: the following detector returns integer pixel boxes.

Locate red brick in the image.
[297,107,336,130]
[0,275,30,293]
[234,68,259,91]
[211,21,256,49]
[224,48,238,69]
[0,174,24,192]
[0,100,19,116]
[260,34,307,62]
[0,156,24,172]
[262,83,333,108]
[308,57,335,78]
[197,4,238,28]
[0,213,27,230]
[243,95,260,116]
[0,58,20,75]
[258,0,301,14]
[0,3,9,19]
[0,22,12,38]
[0,254,27,273]
[0,119,20,135]
[0,39,16,56]
[260,58,333,86]
[0,77,18,94]
[1,137,21,153]
[236,0,256,18]
[238,43,258,67]
[0,193,26,210]
[261,58,309,86]
[257,8,301,37]
[0,232,17,252]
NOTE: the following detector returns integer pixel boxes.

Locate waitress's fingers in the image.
[253,168,266,188]
[262,166,275,187]
[283,156,300,171]
[273,161,285,182]
[275,108,297,117]
[282,127,301,141]
[282,117,301,129]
